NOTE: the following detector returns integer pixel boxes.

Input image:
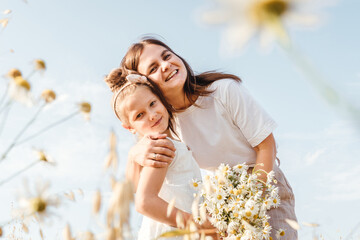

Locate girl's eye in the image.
[150,100,156,107]
[135,113,143,119]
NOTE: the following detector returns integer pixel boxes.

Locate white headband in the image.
[112,74,148,120]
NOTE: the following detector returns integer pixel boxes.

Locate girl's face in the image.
[137,44,187,102]
[121,86,170,137]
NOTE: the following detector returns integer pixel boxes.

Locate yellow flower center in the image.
[280,230,285,236]
[233,212,239,218]
[41,89,56,103]
[35,59,46,70]
[251,0,289,23]
[273,199,277,204]
[192,182,198,188]
[80,102,91,113]
[37,151,48,162]
[8,68,22,79]
[14,77,31,91]
[245,211,252,217]
[30,197,47,213]
[217,194,223,200]
[262,0,288,17]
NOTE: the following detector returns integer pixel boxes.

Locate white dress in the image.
[137,139,202,240]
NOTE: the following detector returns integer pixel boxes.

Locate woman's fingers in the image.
[148,133,168,140]
[152,138,176,151]
[144,159,168,168]
[153,146,175,158]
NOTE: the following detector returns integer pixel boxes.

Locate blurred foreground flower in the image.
[106,179,134,237]
[79,102,91,120]
[34,59,46,71]
[0,18,9,29]
[8,76,33,106]
[14,101,92,146]
[41,89,56,103]
[7,68,22,79]
[0,149,55,186]
[104,131,118,171]
[201,0,360,126]
[202,0,319,51]
[14,180,60,223]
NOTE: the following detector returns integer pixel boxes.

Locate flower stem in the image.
[15,110,79,146]
[280,42,360,129]
[0,160,40,186]
[0,102,46,163]
[0,101,13,137]
[25,69,36,80]
[0,82,9,109]
[0,99,12,115]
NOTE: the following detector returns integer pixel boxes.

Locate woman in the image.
[117,37,297,239]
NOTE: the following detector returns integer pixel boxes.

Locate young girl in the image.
[105,71,214,239]
[115,37,298,239]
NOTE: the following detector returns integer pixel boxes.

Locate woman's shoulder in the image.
[208,78,243,96]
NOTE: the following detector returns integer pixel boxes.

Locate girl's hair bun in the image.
[104,67,127,93]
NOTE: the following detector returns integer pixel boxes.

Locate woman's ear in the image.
[122,123,136,134]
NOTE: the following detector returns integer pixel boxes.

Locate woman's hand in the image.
[129,133,176,168]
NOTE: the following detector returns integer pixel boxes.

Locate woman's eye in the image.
[164,54,171,60]
[149,66,157,74]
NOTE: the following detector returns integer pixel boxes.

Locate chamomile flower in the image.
[276,228,286,239]
[15,179,60,223]
[41,89,56,103]
[8,76,34,106]
[79,102,91,120]
[191,178,202,190]
[202,0,322,53]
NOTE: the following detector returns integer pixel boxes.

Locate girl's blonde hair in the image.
[104,68,176,134]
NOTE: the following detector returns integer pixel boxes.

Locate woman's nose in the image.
[160,61,170,72]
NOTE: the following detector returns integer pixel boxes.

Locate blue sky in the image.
[0,0,359,239]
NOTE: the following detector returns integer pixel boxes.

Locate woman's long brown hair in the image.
[120,37,241,107]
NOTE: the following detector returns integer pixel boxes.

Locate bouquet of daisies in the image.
[193,163,280,240]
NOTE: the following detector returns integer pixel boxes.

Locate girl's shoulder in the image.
[167,138,189,151]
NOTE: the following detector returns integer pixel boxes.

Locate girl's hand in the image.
[129,133,176,168]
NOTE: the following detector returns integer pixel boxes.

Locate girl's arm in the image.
[126,133,176,191]
[135,164,191,227]
[253,133,277,183]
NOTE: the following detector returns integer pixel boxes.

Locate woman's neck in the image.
[168,91,198,111]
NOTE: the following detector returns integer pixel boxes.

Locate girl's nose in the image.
[149,111,157,121]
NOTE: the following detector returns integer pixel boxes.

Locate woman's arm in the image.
[135,164,191,227]
[125,133,176,191]
[253,133,277,183]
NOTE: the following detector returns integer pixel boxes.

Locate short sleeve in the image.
[217,80,277,147]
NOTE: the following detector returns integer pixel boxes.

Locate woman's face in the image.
[137,44,187,101]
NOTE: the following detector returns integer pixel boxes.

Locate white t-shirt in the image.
[174,78,277,171]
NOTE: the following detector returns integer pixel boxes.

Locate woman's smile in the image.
[165,70,178,82]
